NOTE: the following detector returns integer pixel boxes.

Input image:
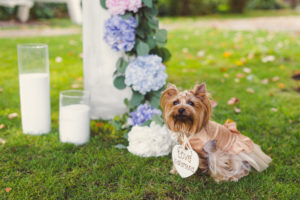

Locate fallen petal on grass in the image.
[220,67,228,72]
[211,100,218,108]
[197,50,205,58]
[223,73,229,78]
[246,88,255,93]
[271,108,278,112]
[227,97,240,105]
[8,113,18,119]
[0,138,6,144]
[182,48,188,53]
[55,56,63,63]
[95,122,104,127]
[246,74,254,81]
[5,187,12,193]
[243,67,251,73]
[234,107,241,113]
[272,76,280,82]
[278,83,285,88]
[236,73,244,79]
[76,77,83,82]
[262,55,275,63]
[223,51,231,58]
[0,124,5,129]
[248,52,254,59]
[262,78,269,84]
[235,60,244,66]
[71,84,82,89]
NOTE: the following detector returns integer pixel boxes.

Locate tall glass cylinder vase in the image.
[18,44,51,135]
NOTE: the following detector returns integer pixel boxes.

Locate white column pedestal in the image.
[82,0,132,120]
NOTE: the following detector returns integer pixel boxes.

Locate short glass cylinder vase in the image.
[59,90,90,145]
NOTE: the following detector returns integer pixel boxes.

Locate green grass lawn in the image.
[0,23,299,199]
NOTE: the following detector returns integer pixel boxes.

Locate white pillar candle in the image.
[18,44,51,135]
[59,104,90,145]
[59,90,90,145]
[19,73,51,134]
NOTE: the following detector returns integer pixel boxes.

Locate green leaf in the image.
[124,98,129,106]
[130,91,144,107]
[137,41,150,56]
[113,76,126,90]
[123,131,129,139]
[152,47,171,62]
[142,0,153,8]
[146,36,156,49]
[152,114,164,126]
[144,7,158,17]
[149,91,161,108]
[116,57,122,68]
[135,14,140,26]
[109,120,122,130]
[119,60,128,74]
[100,0,107,9]
[155,29,167,44]
[141,120,151,127]
[136,29,145,38]
[121,13,133,19]
[115,144,127,149]
[147,17,159,29]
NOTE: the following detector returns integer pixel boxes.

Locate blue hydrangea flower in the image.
[128,104,162,126]
[104,15,136,52]
[125,55,168,95]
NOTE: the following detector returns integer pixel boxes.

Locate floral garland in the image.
[100,0,171,133]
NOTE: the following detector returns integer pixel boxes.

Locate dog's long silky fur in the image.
[161,83,272,182]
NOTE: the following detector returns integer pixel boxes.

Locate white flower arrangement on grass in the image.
[127,122,178,157]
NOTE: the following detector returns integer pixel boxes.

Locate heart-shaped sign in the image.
[172,145,199,178]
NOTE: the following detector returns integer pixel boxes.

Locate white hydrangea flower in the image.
[127,122,178,157]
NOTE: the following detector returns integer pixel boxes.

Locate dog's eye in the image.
[173,100,179,105]
[188,101,194,106]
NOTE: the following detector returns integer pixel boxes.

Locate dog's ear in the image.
[160,83,178,109]
[192,83,207,100]
[164,83,178,97]
[193,83,207,94]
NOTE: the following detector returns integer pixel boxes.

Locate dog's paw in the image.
[170,169,177,174]
[170,167,177,174]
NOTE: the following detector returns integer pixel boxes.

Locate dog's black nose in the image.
[178,108,185,114]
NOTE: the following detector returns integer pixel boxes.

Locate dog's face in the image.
[160,83,211,135]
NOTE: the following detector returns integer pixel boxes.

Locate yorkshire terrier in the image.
[160,83,272,182]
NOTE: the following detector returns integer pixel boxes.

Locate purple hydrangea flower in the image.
[125,55,168,95]
[128,104,162,126]
[104,15,137,52]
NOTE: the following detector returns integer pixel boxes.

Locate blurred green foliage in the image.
[0,3,67,21]
[247,0,288,10]
[0,7,15,20]
[0,0,293,20]
[158,0,290,16]
[31,3,68,19]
